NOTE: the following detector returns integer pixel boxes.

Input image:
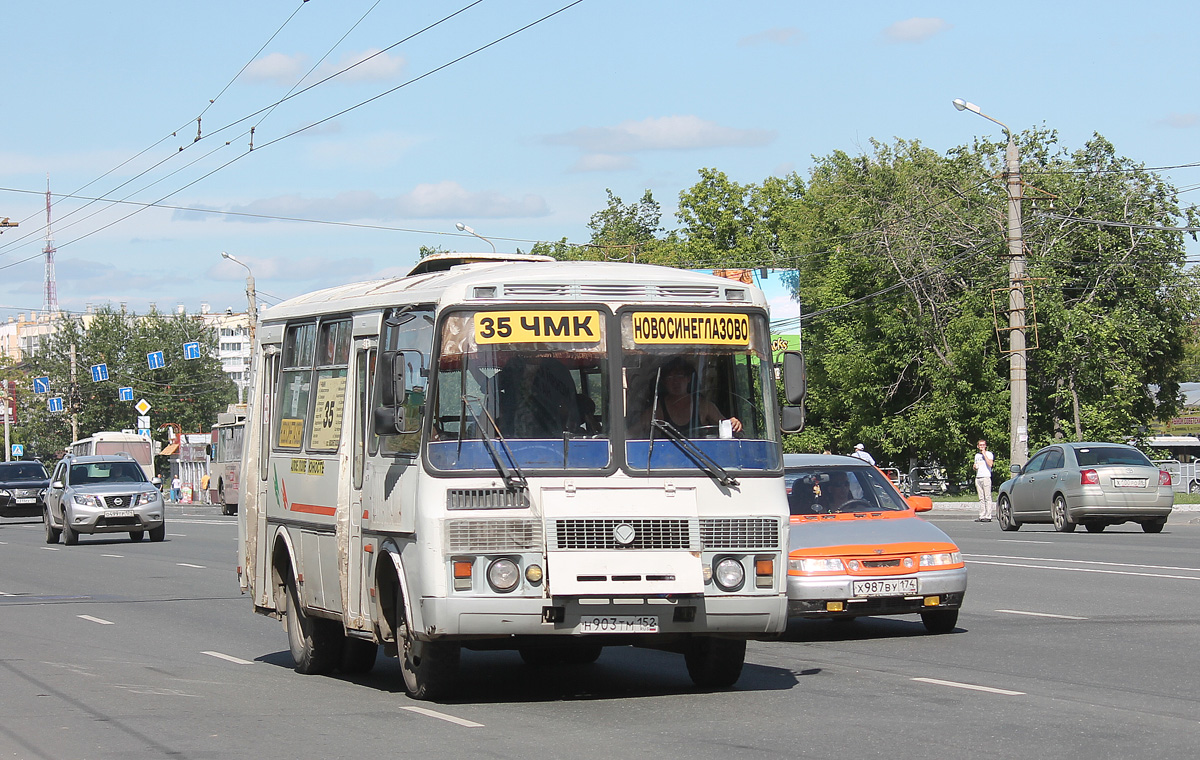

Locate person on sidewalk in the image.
[973,439,995,522]
[170,475,182,503]
[850,443,876,465]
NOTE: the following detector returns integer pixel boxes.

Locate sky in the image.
[3,1,1199,321]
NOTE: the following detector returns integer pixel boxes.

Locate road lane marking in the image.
[996,609,1087,620]
[168,533,187,537]
[202,651,254,665]
[78,615,114,625]
[41,547,60,551]
[101,554,123,558]
[400,705,484,727]
[0,591,13,596]
[967,560,1200,581]
[967,554,1200,573]
[177,563,205,569]
[998,539,1053,544]
[912,677,1024,696]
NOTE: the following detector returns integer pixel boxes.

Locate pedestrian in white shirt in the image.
[850,443,876,466]
[973,439,995,522]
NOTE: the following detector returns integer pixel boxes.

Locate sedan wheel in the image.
[1051,495,1076,533]
[921,609,959,634]
[1142,520,1166,534]
[1085,523,1105,533]
[996,495,1019,532]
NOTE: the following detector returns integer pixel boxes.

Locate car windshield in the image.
[69,462,146,485]
[428,309,611,473]
[1075,446,1153,467]
[785,465,909,515]
[0,463,49,480]
[621,311,780,474]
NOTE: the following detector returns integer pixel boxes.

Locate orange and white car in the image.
[784,454,967,633]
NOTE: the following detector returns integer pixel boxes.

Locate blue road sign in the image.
[33,376,50,394]
[147,351,165,370]
[119,386,134,402]
[182,341,201,360]
[90,364,109,383]
[48,397,64,413]
[11,444,23,458]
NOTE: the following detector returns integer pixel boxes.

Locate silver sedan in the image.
[996,442,1173,533]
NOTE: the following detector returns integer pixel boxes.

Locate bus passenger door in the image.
[347,342,374,627]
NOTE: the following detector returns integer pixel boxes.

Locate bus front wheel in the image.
[684,636,745,689]
[397,590,459,700]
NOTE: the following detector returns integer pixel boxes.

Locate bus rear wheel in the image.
[285,578,342,675]
[684,636,745,689]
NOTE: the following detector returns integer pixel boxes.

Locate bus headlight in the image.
[713,558,745,591]
[487,558,520,593]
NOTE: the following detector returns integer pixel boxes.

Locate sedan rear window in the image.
[1075,447,1153,467]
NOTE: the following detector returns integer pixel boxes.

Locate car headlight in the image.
[486,558,520,592]
[788,557,847,574]
[920,551,962,567]
[713,557,745,591]
[73,494,103,508]
[135,492,157,506]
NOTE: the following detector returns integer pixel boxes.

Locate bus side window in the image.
[275,323,316,451]
[375,307,434,456]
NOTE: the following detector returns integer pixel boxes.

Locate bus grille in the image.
[700,518,782,549]
[446,487,530,510]
[550,519,697,550]
[445,519,543,553]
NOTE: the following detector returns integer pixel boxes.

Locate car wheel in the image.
[148,524,166,542]
[1190,481,1200,494]
[1051,495,1076,533]
[62,519,79,545]
[129,530,145,542]
[921,609,959,634]
[1142,520,1166,534]
[284,577,343,675]
[996,495,1019,531]
[43,510,61,544]
[684,636,746,688]
[1085,523,1105,533]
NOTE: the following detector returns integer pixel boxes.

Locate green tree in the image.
[20,307,237,460]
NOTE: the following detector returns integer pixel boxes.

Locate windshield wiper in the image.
[651,418,739,487]
[463,397,527,490]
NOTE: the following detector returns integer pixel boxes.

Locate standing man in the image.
[850,443,876,465]
[170,474,182,503]
[973,439,995,522]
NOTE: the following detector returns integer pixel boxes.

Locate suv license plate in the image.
[578,615,658,634]
[15,497,36,504]
[1112,478,1146,488]
[105,509,135,518]
[852,577,917,597]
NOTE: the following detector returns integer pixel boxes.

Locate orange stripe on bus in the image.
[290,502,336,516]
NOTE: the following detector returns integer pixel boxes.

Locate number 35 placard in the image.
[308,375,347,450]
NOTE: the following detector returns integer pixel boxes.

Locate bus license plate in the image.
[852,578,917,597]
[1112,478,1145,488]
[578,615,658,634]
[105,509,135,519]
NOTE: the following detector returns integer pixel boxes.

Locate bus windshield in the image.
[427,309,611,473]
[621,310,780,474]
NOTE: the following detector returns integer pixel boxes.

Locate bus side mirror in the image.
[378,351,406,407]
[780,351,806,434]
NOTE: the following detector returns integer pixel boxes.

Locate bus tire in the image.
[684,636,745,689]
[285,578,342,675]
[397,588,459,700]
[340,638,379,674]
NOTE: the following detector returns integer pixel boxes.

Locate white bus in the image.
[210,406,246,515]
[70,431,155,481]
[238,253,801,699]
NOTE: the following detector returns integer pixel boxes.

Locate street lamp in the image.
[953,98,1028,467]
[221,252,258,404]
[455,222,497,253]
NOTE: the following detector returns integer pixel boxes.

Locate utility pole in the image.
[69,343,79,442]
[954,98,1028,467]
[2,381,11,462]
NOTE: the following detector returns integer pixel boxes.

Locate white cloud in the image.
[181,182,549,223]
[738,28,804,47]
[545,115,775,154]
[210,255,373,282]
[1156,113,1199,128]
[570,153,638,173]
[883,17,951,43]
[315,49,406,82]
[245,52,309,85]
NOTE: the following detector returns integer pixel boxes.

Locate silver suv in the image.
[44,454,166,544]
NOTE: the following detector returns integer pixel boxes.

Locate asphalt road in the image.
[2,505,1198,759]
